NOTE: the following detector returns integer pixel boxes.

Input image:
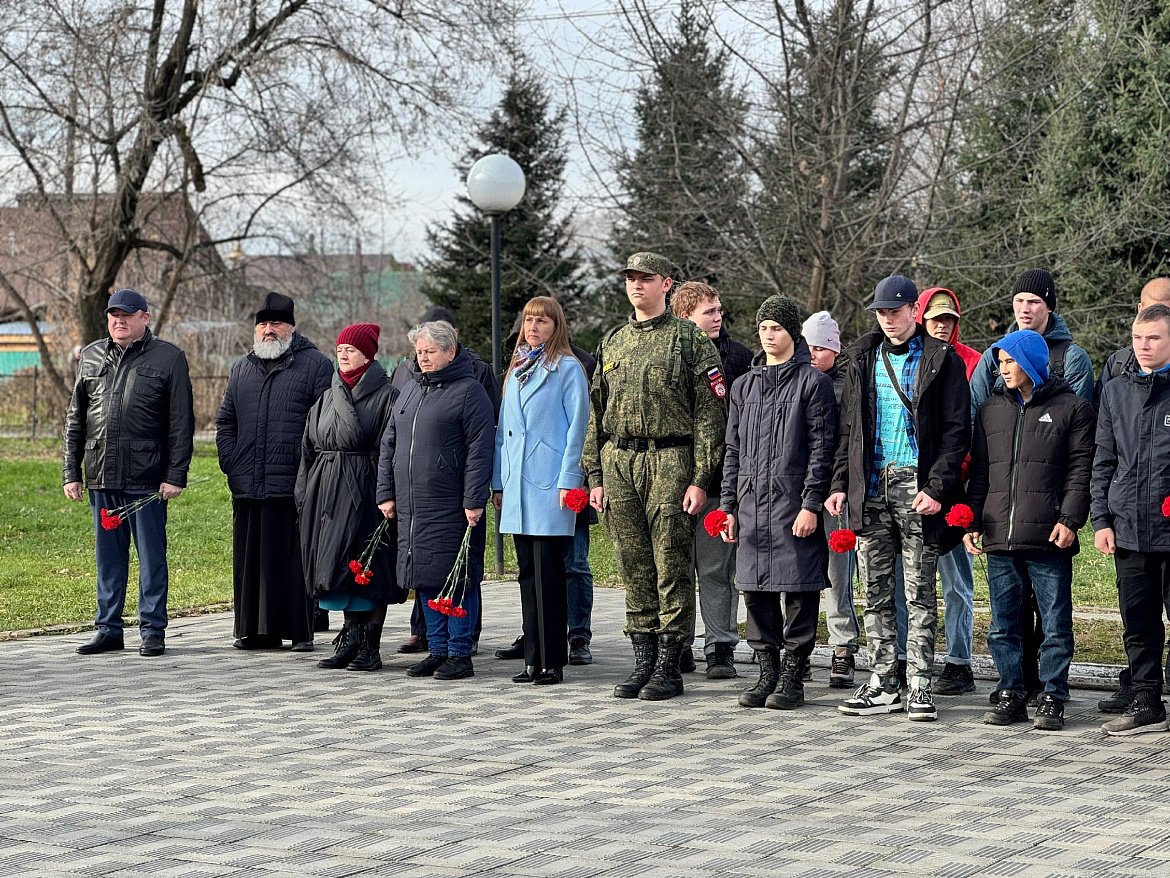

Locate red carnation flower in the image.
[565,488,589,514]
[451,606,468,618]
[348,560,362,573]
[828,529,857,553]
[1163,496,1170,518]
[439,597,453,609]
[945,504,975,528]
[703,509,729,537]
[362,568,373,580]
[427,599,440,611]
[354,574,369,585]
[99,509,123,530]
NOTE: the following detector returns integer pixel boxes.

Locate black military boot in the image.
[639,635,685,701]
[316,614,361,669]
[765,652,806,710]
[614,633,657,698]
[738,648,780,708]
[347,606,385,672]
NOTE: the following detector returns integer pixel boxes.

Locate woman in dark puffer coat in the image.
[296,324,407,673]
[377,321,495,682]
[720,295,837,712]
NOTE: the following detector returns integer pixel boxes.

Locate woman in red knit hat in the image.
[296,323,406,671]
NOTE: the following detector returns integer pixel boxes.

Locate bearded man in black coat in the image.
[216,293,333,650]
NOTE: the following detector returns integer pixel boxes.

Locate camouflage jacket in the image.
[582,310,727,491]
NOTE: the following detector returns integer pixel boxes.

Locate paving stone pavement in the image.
[3,582,1169,878]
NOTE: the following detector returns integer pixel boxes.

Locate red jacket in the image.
[916,287,981,379]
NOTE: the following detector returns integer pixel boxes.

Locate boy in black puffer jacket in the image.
[965,329,1095,732]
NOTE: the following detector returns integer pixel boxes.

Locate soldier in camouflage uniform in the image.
[584,252,727,701]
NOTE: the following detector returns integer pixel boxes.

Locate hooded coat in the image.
[295,361,406,605]
[720,343,838,592]
[830,325,971,549]
[915,287,982,379]
[1091,359,1170,553]
[216,332,333,499]
[969,313,1094,421]
[968,331,1096,554]
[376,348,495,594]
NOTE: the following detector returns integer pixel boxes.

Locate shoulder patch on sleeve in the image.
[707,366,727,398]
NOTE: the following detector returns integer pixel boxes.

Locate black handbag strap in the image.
[880,345,915,416]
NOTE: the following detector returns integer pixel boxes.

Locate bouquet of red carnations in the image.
[427,525,473,618]
[99,492,164,530]
[348,518,393,585]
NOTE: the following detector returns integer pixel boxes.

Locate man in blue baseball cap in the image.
[63,289,194,657]
[826,275,971,722]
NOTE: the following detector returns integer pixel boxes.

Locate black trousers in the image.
[742,590,819,657]
[1115,548,1170,694]
[515,534,569,670]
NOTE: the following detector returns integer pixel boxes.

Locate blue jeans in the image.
[420,585,481,657]
[986,552,1074,702]
[564,517,593,644]
[893,543,974,664]
[90,489,169,638]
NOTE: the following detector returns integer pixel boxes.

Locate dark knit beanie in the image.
[420,306,457,328]
[1012,269,1056,312]
[755,295,803,343]
[256,291,295,325]
[336,323,380,360]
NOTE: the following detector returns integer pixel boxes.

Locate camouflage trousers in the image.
[855,466,939,683]
[601,442,697,639]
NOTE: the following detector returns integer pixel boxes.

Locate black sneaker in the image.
[933,662,976,696]
[905,679,938,722]
[1102,691,1170,737]
[705,644,738,679]
[984,689,1029,725]
[829,651,855,689]
[1098,682,1136,714]
[1033,693,1064,731]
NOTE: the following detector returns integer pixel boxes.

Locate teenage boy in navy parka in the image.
[719,295,837,712]
[964,330,1095,732]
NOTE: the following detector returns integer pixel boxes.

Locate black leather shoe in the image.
[233,635,281,650]
[434,655,474,680]
[533,667,563,686]
[77,632,124,655]
[511,665,536,683]
[406,654,447,677]
[139,633,165,657]
[568,638,593,665]
[495,635,525,660]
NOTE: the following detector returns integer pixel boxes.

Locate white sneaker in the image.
[838,673,903,715]
[906,676,938,722]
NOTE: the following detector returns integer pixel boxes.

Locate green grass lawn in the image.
[0,438,1125,663]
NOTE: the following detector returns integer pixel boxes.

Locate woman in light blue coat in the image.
[492,297,589,685]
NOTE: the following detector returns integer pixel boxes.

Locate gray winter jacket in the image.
[720,343,838,592]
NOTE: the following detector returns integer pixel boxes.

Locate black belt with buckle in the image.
[613,436,692,452]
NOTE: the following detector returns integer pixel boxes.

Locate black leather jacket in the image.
[63,329,195,490]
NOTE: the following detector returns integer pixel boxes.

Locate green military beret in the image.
[620,252,675,279]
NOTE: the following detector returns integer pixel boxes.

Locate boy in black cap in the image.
[827,275,970,722]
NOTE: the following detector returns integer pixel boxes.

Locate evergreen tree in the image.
[605,0,750,335]
[424,66,584,359]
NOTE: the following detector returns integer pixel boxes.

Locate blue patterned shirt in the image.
[870,337,922,495]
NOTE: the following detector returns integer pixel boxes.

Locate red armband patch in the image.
[707,366,726,399]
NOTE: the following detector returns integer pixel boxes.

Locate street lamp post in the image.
[466,153,526,575]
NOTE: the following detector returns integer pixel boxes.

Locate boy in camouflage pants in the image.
[826,276,970,722]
